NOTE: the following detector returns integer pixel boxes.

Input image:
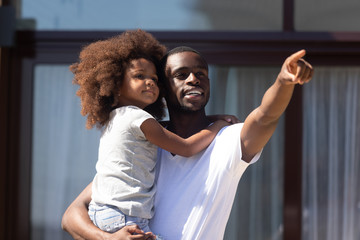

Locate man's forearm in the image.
[257,79,295,123]
[241,50,313,161]
[62,202,107,240]
[61,183,108,240]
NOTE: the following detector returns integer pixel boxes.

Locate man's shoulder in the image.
[209,123,244,153]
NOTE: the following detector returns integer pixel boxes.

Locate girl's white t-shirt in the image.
[149,123,261,240]
[92,106,157,219]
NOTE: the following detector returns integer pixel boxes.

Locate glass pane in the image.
[31,65,101,240]
[19,0,282,31]
[295,0,360,31]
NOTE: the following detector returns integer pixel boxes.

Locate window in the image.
[19,0,283,31]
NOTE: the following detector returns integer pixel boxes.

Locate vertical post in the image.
[283,0,295,31]
[1,1,15,239]
[283,0,303,238]
[284,85,303,240]
[0,46,10,240]
[1,2,29,239]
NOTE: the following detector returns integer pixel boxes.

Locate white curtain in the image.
[31,65,100,240]
[302,67,360,240]
[31,65,284,240]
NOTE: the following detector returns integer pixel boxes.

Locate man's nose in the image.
[186,73,200,85]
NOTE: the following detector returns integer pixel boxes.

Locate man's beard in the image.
[167,102,206,114]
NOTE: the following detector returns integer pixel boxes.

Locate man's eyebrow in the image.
[172,65,208,72]
[172,66,189,72]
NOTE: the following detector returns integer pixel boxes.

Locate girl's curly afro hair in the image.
[71,29,167,129]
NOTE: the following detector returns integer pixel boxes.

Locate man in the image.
[62,46,313,240]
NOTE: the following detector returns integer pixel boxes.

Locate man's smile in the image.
[183,88,204,98]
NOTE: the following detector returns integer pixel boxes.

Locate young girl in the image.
[70,30,229,238]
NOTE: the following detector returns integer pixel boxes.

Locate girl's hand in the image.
[110,225,156,240]
[208,119,231,133]
[208,114,240,124]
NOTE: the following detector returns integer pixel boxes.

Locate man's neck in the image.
[167,109,211,138]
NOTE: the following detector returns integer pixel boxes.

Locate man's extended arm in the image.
[241,50,313,162]
[61,183,153,240]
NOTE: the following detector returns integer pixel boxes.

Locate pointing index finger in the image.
[288,49,306,64]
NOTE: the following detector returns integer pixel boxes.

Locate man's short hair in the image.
[160,46,208,71]
[167,46,203,58]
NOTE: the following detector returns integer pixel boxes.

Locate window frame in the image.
[1,30,360,240]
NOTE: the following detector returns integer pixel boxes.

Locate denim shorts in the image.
[88,202,151,233]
